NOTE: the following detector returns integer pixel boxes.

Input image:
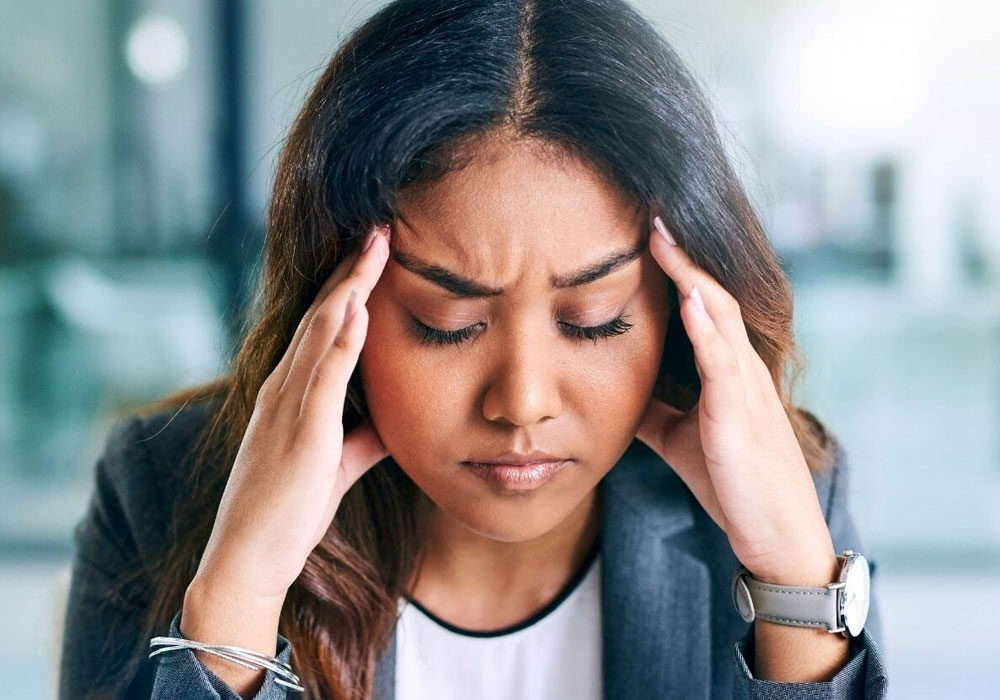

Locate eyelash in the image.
[409,313,635,347]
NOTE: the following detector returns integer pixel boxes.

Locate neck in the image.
[407,486,602,630]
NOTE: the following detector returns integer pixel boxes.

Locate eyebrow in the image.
[390,234,647,298]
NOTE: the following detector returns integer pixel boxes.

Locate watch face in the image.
[840,553,871,636]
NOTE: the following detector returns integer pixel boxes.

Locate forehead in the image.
[393,139,645,275]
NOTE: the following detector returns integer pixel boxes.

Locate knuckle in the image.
[309,302,342,337]
[723,293,741,317]
[253,390,275,423]
[299,297,324,327]
[752,350,770,377]
[333,313,361,348]
[666,259,685,279]
[254,390,269,414]
[256,378,273,403]
[298,306,319,333]
[344,266,366,287]
[332,327,350,349]
[256,376,276,406]
[309,359,339,391]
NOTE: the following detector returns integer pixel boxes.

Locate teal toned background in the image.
[1,1,997,697]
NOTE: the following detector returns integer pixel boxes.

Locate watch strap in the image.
[732,564,843,632]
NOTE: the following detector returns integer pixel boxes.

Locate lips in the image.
[463,459,571,491]
[463,449,568,466]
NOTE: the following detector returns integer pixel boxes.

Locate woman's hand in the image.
[180,223,392,698]
[192,222,392,606]
[635,214,837,586]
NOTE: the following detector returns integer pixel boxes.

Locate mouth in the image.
[461,459,572,491]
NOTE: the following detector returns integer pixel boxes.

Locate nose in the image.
[480,332,563,427]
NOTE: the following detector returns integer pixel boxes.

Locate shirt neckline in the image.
[400,533,602,639]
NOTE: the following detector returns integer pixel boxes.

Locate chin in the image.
[416,473,593,543]
[442,502,573,542]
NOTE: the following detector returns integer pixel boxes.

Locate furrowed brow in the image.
[390,234,646,298]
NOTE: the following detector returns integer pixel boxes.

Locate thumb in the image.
[636,399,727,531]
[340,419,390,488]
[635,397,686,456]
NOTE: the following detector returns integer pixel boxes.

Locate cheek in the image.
[562,325,664,455]
[630,293,670,388]
[358,288,462,464]
[572,288,669,416]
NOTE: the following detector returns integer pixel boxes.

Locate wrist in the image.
[189,557,291,610]
[744,544,851,682]
[182,574,286,650]
[747,521,840,587]
[755,552,840,587]
[180,576,287,699]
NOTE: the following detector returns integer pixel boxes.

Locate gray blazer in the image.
[59,399,888,699]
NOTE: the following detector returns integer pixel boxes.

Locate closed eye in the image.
[408,313,634,347]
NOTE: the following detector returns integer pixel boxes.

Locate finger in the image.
[278,223,390,401]
[680,285,747,430]
[635,396,686,451]
[298,288,368,430]
[635,399,727,531]
[268,223,387,394]
[648,214,753,351]
[339,419,389,489]
[313,418,390,545]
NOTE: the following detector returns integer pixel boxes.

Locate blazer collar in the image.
[374,437,710,700]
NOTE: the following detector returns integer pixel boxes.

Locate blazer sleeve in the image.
[150,607,295,700]
[58,414,297,700]
[728,436,890,699]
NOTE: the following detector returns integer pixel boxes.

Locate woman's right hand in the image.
[188,222,392,609]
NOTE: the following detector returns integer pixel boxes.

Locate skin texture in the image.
[359,137,670,630]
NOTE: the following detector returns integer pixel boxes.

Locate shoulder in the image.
[131,396,219,486]
[99,395,218,498]
[87,397,219,562]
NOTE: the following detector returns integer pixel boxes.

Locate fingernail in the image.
[653,215,676,246]
[362,228,378,253]
[363,224,388,253]
[690,285,707,316]
[343,287,359,325]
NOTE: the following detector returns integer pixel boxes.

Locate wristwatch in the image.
[731,550,870,638]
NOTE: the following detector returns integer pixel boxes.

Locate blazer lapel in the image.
[373,437,712,700]
[600,438,713,700]
[374,622,396,700]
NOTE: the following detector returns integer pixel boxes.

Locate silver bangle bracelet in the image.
[149,636,304,693]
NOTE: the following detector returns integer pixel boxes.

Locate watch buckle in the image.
[826,580,847,635]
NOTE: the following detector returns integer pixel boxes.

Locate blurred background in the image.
[1,0,997,697]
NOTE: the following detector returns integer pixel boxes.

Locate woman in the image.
[58,0,888,698]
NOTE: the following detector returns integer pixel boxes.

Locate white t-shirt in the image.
[394,545,603,700]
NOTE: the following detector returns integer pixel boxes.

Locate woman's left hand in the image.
[635,213,838,586]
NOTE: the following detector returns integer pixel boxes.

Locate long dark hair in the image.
[102,1,837,697]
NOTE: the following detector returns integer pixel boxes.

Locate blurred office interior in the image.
[0,1,997,698]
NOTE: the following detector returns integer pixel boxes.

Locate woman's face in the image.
[360,138,670,542]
